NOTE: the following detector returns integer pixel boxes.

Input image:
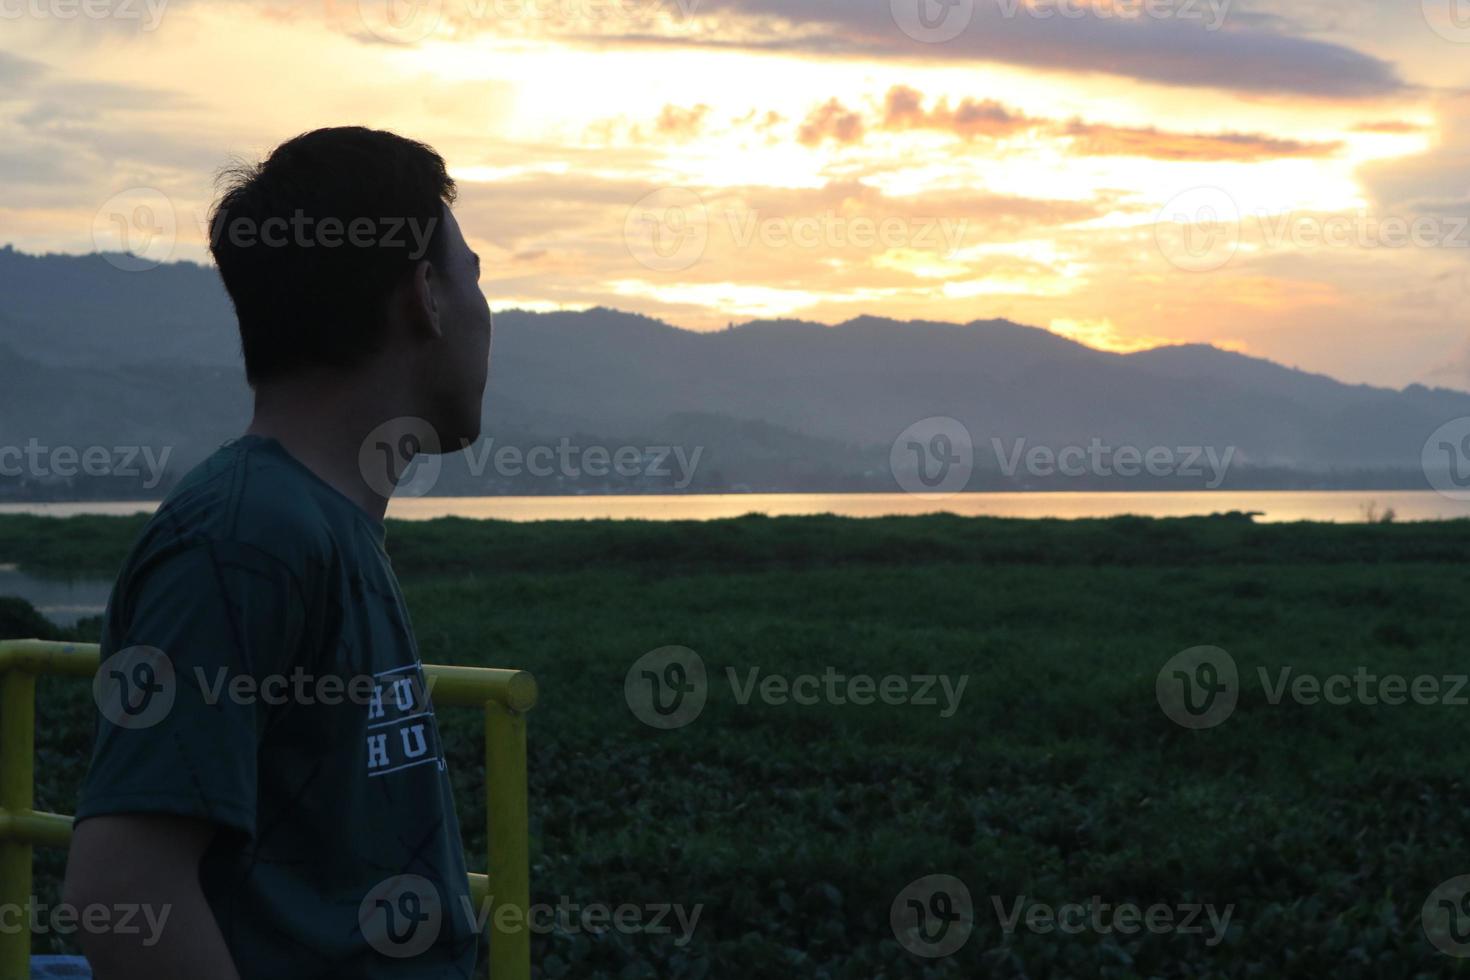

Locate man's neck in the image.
[246,373,409,523]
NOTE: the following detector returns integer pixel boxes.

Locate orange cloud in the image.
[787,87,1342,161]
[882,85,1036,140]
[797,99,864,146]
[656,104,711,140]
[1061,121,1342,161]
[1352,120,1424,134]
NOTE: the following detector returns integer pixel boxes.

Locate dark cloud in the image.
[0,50,212,202]
[0,50,46,87]
[596,0,1405,99]
[0,146,89,188]
[0,52,191,115]
[1360,94,1470,215]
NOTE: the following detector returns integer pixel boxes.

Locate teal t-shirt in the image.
[76,435,477,978]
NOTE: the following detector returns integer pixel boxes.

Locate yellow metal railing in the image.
[0,639,537,980]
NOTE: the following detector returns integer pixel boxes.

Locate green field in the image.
[4,512,1470,978]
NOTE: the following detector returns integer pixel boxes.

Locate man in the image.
[63,126,493,978]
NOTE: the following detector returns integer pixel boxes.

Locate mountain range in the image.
[1,244,1464,498]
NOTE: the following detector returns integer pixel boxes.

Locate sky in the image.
[2,0,1469,390]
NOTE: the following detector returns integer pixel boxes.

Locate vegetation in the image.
[5,512,1470,978]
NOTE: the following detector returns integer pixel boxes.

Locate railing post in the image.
[485,702,530,980]
[0,666,36,978]
[0,641,536,980]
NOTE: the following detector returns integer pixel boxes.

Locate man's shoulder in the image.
[134,437,343,575]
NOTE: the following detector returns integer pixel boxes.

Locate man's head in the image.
[209,126,492,447]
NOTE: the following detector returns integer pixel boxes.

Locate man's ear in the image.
[410,258,443,340]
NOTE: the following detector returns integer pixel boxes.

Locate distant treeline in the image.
[0,463,1439,502]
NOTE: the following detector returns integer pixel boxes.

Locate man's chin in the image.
[443,421,483,451]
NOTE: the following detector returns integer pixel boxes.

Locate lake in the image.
[0,565,112,627]
[0,489,1465,523]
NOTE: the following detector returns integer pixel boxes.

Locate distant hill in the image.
[0,246,240,368]
[1,245,1465,498]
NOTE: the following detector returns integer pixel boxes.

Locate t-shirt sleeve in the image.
[75,539,307,838]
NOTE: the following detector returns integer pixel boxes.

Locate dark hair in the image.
[208,127,458,385]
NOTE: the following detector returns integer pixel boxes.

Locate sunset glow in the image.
[3,0,1469,388]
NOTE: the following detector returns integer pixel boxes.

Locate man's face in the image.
[423,208,492,448]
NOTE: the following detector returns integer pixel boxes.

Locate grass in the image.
[4,512,1470,978]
